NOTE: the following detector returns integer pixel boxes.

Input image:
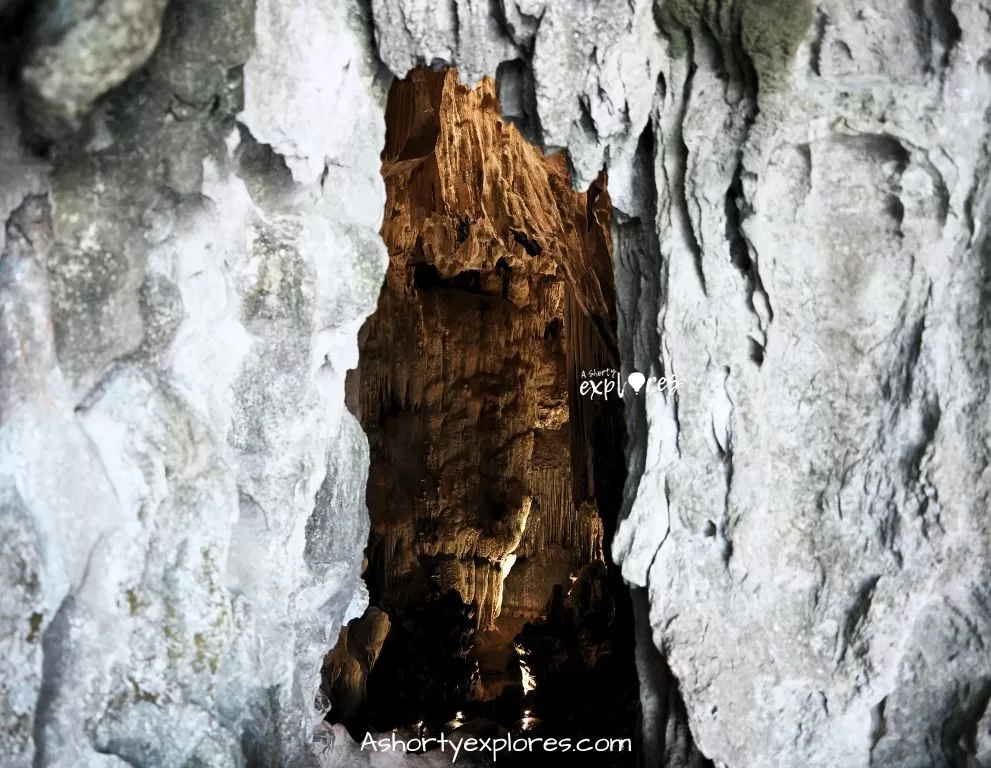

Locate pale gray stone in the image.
[0,1,387,766]
[3,0,991,767]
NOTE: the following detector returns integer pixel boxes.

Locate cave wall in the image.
[2,1,991,768]
[351,67,613,631]
[0,1,387,766]
[366,2,991,767]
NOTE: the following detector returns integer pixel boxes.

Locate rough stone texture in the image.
[350,67,614,633]
[1,1,388,766]
[20,0,172,139]
[4,0,991,767]
[322,607,391,720]
[364,1,991,767]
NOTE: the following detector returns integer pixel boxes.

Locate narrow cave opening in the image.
[324,67,639,766]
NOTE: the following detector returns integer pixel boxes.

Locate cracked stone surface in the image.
[3,0,991,767]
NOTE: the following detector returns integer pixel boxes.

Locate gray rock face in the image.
[612,4,991,767]
[3,1,991,768]
[1,1,387,766]
[20,0,171,139]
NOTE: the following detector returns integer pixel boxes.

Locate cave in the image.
[321,67,639,763]
[5,1,991,767]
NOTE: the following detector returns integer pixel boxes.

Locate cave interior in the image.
[320,67,640,764]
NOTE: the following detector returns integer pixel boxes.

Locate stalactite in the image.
[378,526,411,589]
[423,555,514,631]
[358,65,618,656]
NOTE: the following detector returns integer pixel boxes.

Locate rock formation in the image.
[321,607,391,721]
[339,67,638,742]
[1,1,387,766]
[2,1,991,767]
[366,2,991,766]
[349,66,615,636]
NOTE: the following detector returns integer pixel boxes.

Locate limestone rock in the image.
[352,67,614,632]
[0,1,387,766]
[323,607,392,719]
[19,0,172,139]
[363,1,991,767]
[613,3,991,767]
[3,0,991,766]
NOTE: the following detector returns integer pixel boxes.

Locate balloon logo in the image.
[628,372,646,393]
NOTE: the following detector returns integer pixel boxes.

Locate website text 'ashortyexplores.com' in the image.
[361,732,633,763]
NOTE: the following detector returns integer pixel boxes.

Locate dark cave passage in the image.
[323,67,639,766]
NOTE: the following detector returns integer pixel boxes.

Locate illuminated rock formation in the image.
[3,1,991,767]
[350,68,615,633]
[365,2,991,766]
